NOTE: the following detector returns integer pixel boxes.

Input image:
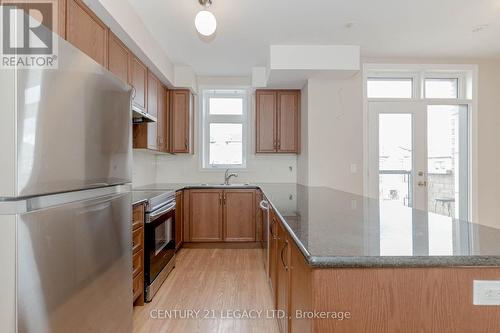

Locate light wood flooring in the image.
[133,248,280,333]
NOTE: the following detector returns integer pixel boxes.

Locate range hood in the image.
[132,105,157,123]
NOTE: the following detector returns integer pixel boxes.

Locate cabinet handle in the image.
[219,194,222,206]
[280,240,289,271]
[131,86,136,99]
[277,140,281,150]
[185,138,188,150]
[270,218,276,239]
[223,193,226,205]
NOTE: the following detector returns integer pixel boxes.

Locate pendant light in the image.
[195,0,217,37]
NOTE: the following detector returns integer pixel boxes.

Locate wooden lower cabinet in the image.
[289,239,312,333]
[189,190,223,242]
[269,212,312,333]
[224,190,256,241]
[269,208,279,306]
[132,203,145,306]
[175,191,184,251]
[276,220,291,333]
[188,189,257,243]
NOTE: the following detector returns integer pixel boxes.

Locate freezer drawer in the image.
[17,192,132,333]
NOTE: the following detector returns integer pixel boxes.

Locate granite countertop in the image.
[134,183,500,268]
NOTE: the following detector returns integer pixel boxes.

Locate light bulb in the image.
[195,10,217,36]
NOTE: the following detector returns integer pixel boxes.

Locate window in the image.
[367,78,413,98]
[202,89,248,169]
[424,78,459,99]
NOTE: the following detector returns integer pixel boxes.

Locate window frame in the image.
[201,89,249,170]
[366,75,416,99]
[422,72,467,99]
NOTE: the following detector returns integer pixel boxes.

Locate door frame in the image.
[362,63,478,221]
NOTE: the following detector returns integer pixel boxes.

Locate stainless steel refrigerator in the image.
[0,36,134,333]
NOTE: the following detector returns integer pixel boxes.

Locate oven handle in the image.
[147,202,176,222]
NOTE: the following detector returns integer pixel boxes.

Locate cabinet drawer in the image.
[132,249,144,277]
[132,204,145,230]
[132,226,144,254]
[132,272,144,302]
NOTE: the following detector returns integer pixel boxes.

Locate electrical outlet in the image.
[350,163,357,174]
[473,280,500,305]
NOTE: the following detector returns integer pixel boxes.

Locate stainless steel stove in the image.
[132,190,176,302]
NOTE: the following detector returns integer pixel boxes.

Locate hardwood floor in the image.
[133,249,279,333]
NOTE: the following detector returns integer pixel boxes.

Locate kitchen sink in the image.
[196,183,254,188]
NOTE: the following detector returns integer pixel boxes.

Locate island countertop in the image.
[134,183,500,268]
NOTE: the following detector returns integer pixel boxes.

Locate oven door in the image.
[144,202,176,286]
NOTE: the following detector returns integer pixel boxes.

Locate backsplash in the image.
[155,153,297,184]
[133,150,157,187]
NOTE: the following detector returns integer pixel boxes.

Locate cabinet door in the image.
[146,71,159,150]
[224,190,256,242]
[290,241,312,333]
[131,56,147,112]
[170,90,191,153]
[189,190,223,242]
[66,0,108,67]
[276,221,291,333]
[256,90,277,153]
[108,32,130,83]
[277,91,300,153]
[175,191,183,251]
[157,86,169,152]
[269,209,279,307]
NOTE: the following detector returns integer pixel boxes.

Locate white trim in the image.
[200,88,249,170]
[362,63,478,221]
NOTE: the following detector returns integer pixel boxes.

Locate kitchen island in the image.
[136,183,500,333]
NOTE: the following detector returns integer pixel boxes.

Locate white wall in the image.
[476,60,500,228]
[155,77,297,184]
[298,74,364,194]
[132,150,157,187]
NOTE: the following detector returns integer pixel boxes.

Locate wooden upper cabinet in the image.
[170,90,192,154]
[256,90,277,153]
[157,85,169,153]
[189,190,223,242]
[256,90,300,154]
[66,0,108,67]
[224,190,256,242]
[277,91,300,153]
[131,56,147,112]
[107,32,130,84]
[146,71,159,150]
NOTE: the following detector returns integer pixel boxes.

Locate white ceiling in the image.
[127,0,500,76]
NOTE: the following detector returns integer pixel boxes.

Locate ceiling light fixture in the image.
[195,0,217,37]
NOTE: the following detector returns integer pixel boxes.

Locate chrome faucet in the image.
[224,169,238,185]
